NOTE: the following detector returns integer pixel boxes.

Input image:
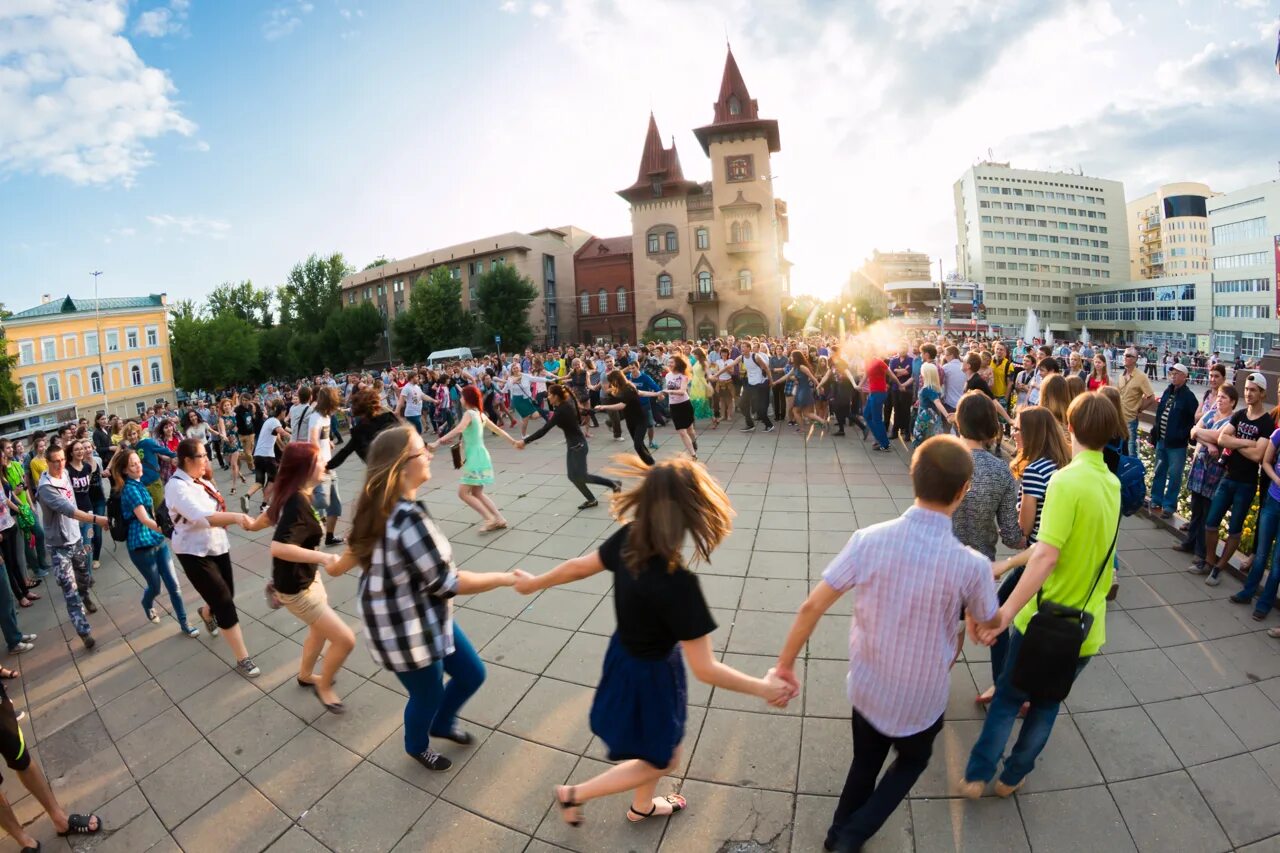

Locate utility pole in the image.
[92,271,108,415]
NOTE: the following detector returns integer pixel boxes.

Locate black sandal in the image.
[0,668,19,680]
[57,813,101,836]
[20,842,39,853]
[557,785,583,827]
[627,793,687,823]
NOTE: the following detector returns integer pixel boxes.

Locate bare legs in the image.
[676,427,697,458]
[201,605,250,661]
[459,485,506,530]
[556,748,682,824]
[298,607,355,706]
[0,759,98,848]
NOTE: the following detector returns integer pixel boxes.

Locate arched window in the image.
[698,320,716,340]
[649,315,685,342]
[664,231,677,252]
[696,228,709,250]
[739,270,753,291]
[657,274,672,297]
[617,287,627,311]
[730,222,742,243]
[728,95,741,116]
[580,292,589,314]
[150,361,162,384]
[23,382,37,407]
[697,271,713,294]
[598,289,608,312]
[741,220,753,242]
[45,376,60,402]
[90,370,102,395]
[130,364,142,387]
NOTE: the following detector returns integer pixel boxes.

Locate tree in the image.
[362,256,392,271]
[393,268,474,362]
[0,333,22,415]
[169,314,261,390]
[474,264,538,351]
[324,302,383,369]
[207,281,274,327]
[277,252,350,328]
[258,324,297,380]
[171,299,200,323]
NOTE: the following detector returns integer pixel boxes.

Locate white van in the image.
[426,347,474,367]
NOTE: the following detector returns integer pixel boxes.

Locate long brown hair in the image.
[267,442,319,524]
[349,425,419,568]
[609,455,733,574]
[108,449,138,490]
[1040,374,1071,427]
[1011,406,1071,478]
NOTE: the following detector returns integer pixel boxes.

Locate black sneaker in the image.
[764,425,775,433]
[578,500,599,510]
[739,426,755,433]
[410,749,453,771]
[431,727,474,745]
[81,634,96,650]
[239,495,250,514]
[324,535,345,547]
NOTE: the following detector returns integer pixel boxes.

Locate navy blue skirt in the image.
[590,634,687,769]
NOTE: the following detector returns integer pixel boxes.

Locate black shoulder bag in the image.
[1011,512,1120,703]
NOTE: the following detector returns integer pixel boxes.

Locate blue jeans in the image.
[1127,419,1139,458]
[1242,494,1280,611]
[864,391,889,449]
[393,626,485,756]
[128,543,190,629]
[405,414,422,434]
[1206,477,1257,535]
[1150,442,1188,513]
[24,512,50,575]
[966,629,1090,786]
[988,567,1024,684]
[0,551,22,650]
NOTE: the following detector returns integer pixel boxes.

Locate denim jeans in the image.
[1183,492,1210,558]
[128,543,190,629]
[405,414,422,434]
[1245,494,1280,613]
[988,567,1024,685]
[393,626,485,756]
[1206,477,1258,535]
[24,511,50,575]
[1150,442,1188,513]
[0,551,22,650]
[1127,419,1139,458]
[864,391,889,449]
[965,629,1090,786]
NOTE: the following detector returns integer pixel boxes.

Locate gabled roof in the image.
[575,236,633,259]
[618,113,700,203]
[6,294,166,322]
[693,47,780,155]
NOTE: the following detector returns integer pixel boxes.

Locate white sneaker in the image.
[1205,572,1221,587]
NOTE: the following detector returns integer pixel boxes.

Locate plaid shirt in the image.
[360,500,459,672]
[120,478,165,551]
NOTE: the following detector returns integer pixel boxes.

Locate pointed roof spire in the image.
[694,46,780,154]
[618,114,698,203]
[635,112,667,181]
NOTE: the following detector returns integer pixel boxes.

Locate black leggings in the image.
[566,443,615,501]
[0,530,26,604]
[772,384,786,420]
[629,418,655,466]
[176,551,239,629]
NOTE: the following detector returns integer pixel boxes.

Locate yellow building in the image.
[3,294,175,426]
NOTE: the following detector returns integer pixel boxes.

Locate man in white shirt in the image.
[287,386,314,442]
[941,346,966,412]
[398,375,425,434]
[241,403,287,513]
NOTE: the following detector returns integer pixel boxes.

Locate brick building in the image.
[574,236,635,344]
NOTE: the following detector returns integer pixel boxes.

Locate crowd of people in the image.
[1,325,1273,850]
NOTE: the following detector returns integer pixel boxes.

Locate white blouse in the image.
[164,470,230,557]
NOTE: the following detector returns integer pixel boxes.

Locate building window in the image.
[580,293,589,315]
[649,315,685,341]
[728,95,741,116]
[150,361,162,384]
[647,234,660,254]
[146,326,158,347]
[45,376,60,402]
[598,289,608,312]
[731,222,741,243]
[130,364,142,386]
[741,220,753,242]
[617,287,627,311]
[739,270,752,291]
[1212,217,1266,246]
[84,332,98,356]
[1214,251,1268,270]
[106,330,119,352]
[40,339,55,361]
[651,178,662,197]
[697,271,712,294]
[23,381,37,406]
[696,228,709,250]
[665,231,677,252]
[89,371,102,395]
[657,273,672,297]
[126,328,138,349]
[18,342,33,365]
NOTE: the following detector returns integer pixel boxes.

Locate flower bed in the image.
[1138,441,1261,555]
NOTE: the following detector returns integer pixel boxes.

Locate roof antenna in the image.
[725,26,730,49]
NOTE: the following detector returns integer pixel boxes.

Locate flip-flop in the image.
[556,785,584,827]
[627,794,687,823]
[56,813,101,837]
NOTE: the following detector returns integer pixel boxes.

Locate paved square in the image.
[7,426,1279,851]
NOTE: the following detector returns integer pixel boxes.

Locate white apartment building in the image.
[954,162,1130,335]
[1207,180,1280,358]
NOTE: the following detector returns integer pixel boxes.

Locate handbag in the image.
[1011,512,1120,703]
[450,442,464,470]
[264,581,282,610]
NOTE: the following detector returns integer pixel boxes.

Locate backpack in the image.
[1104,446,1147,516]
[291,405,314,442]
[106,491,129,542]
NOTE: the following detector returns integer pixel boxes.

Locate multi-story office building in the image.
[339,227,591,357]
[1206,181,1280,357]
[3,293,176,428]
[1126,182,1215,280]
[954,162,1130,335]
[859,249,933,290]
[574,236,636,344]
[621,47,790,341]
[1071,275,1210,354]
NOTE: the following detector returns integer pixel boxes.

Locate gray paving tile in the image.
[177,670,267,733]
[442,730,577,834]
[1189,753,1280,847]
[1128,604,1206,646]
[533,755,666,852]
[794,793,913,853]
[1145,694,1246,766]
[480,620,573,674]
[1074,707,1181,783]
[173,778,291,853]
[116,705,202,779]
[139,739,240,829]
[910,795,1030,853]
[97,678,173,740]
[1015,715,1105,793]
[1107,648,1198,703]
[1109,770,1232,853]
[1164,641,1259,693]
[543,630,609,687]
[396,798,528,852]
[688,708,801,791]
[499,675,595,752]
[303,760,433,853]
[1018,784,1135,853]
[246,727,362,818]
[265,826,331,853]
[797,716,851,795]
[309,679,404,757]
[1206,683,1280,750]
[725,609,796,655]
[656,779,794,853]
[207,694,306,773]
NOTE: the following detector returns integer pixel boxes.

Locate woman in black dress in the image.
[327,388,401,471]
[519,384,620,509]
[593,370,664,467]
[514,456,791,827]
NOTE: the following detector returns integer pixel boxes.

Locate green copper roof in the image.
[7,294,166,320]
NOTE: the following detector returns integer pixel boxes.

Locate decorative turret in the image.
[617,113,699,203]
[693,47,780,155]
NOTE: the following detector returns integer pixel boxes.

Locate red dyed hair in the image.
[267,441,320,525]
[461,384,482,410]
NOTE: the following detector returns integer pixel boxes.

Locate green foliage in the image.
[169,313,260,390]
[0,333,23,416]
[324,302,384,369]
[392,269,474,362]
[278,252,350,328]
[257,324,297,379]
[362,256,392,271]
[474,264,539,351]
[207,280,274,327]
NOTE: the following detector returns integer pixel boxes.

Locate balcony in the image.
[688,290,719,304]
[726,240,761,255]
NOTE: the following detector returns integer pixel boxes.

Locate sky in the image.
[1,0,1278,310]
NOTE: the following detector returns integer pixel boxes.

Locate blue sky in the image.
[2,0,1278,308]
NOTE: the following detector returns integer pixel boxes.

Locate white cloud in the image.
[0,0,196,186]
[530,2,551,17]
[262,1,313,40]
[102,225,137,244]
[184,139,210,152]
[500,1,520,12]
[146,214,231,238]
[133,0,189,38]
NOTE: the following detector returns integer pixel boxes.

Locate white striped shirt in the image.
[822,506,997,737]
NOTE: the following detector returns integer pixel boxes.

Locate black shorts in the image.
[0,693,30,781]
[253,456,277,486]
[670,400,695,431]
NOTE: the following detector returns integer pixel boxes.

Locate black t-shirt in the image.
[618,387,647,431]
[234,404,255,434]
[67,462,94,512]
[271,493,323,594]
[599,524,716,660]
[965,374,993,398]
[1225,409,1276,483]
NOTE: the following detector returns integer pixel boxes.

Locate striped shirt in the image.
[823,506,998,737]
[1019,457,1058,544]
[359,500,459,672]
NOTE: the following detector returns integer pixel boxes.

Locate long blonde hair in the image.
[349,425,420,568]
[609,455,733,574]
[920,362,941,392]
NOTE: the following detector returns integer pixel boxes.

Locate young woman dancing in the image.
[430,385,519,532]
[592,369,664,467]
[663,355,699,460]
[513,456,792,826]
[519,384,621,509]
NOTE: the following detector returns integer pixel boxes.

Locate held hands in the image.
[515,440,526,450]
[968,607,1013,647]
[763,667,799,707]
[511,569,539,595]
[238,513,256,529]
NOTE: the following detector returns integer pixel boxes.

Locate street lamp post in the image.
[92,271,108,416]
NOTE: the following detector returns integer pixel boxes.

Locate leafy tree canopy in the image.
[392,268,474,362]
[474,264,539,352]
[206,280,274,327]
[278,252,351,328]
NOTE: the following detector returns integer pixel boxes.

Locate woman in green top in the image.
[430,385,519,532]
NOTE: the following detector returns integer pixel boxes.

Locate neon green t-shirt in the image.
[1013,449,1120,656]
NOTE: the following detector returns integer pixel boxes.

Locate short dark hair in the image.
[1040,356,1060,373]
[1068,392,1125,450]
[955,390,1000,442]
[912,435,973,505]
[921,343,937,360]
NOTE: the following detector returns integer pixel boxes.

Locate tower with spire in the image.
[619,47,789,342]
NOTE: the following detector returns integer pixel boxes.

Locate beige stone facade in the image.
[620,49,789,342]
[1126,181,1216,280]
